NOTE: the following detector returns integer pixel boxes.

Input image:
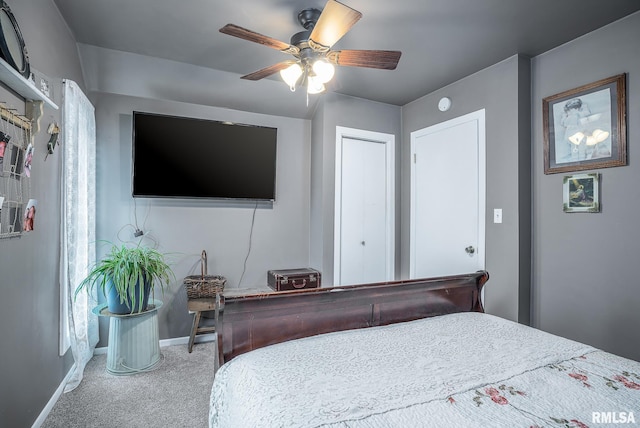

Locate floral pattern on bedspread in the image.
[209,313,640,428]
[425,351,640,428]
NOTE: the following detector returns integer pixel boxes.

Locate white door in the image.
[335,127,395,286]
[410,110,485,278]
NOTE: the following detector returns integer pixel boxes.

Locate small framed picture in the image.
[543,74,626,174]
[563,173,600,213]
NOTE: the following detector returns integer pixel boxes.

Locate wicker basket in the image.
[183,250,226,299]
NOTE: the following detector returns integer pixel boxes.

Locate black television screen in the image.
[132,112,277,200]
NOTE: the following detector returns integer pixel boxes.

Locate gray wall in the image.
[3,3,640,424]
[401,55,532,323]
[310,93,402,284]
[0,1,85,426]
[531,12,640,361]
[93,93,311,346]
[77,43,320,120]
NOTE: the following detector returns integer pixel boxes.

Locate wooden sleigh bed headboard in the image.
[216,271,489,368]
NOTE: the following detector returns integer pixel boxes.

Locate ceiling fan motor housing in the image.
[291,30,312,48]
[291,8,326,66]
[298,8,321,30]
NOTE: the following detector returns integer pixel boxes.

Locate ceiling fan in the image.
[219,0,402,94]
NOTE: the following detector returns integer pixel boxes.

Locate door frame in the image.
[409,109,486,278]
[334,126,395,285]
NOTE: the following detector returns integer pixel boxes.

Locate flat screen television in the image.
[132,112,277,200]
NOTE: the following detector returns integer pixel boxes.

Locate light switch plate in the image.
[494,208,502,224]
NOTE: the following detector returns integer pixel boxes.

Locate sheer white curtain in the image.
[61,79,99,392]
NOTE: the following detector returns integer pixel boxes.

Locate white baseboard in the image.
[158,333,217,348]
[32,363,77,428]
[93,333,216,355]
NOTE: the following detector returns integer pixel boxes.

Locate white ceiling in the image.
[53,0,640,111]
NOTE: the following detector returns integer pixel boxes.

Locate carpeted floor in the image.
[42,341,216,428]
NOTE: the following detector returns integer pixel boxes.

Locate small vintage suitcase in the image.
[267,268,321,291]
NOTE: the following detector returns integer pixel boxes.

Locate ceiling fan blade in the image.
[241,62,294,81]
[220,24,299,55]
[328,50,402,70]
[309,0,362,51]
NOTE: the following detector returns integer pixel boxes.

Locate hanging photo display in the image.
[7,204,20,232]
[24,143,33,177]
[0,105,33,238]
[8,142,23,176]
[0,131,9,173]
[22,198,36,231]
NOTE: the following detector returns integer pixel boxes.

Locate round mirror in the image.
[0,2,29,78]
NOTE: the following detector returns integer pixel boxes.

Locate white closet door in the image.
[335,127,395,286]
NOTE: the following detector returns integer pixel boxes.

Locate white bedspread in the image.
[209,312,640,427]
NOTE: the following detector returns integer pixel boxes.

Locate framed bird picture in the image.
[563,173,600,213]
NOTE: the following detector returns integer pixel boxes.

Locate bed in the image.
[209,272,640,427]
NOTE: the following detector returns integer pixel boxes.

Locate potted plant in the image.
[76,243,174,314]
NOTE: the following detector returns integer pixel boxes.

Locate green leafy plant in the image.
[76,243,175,313]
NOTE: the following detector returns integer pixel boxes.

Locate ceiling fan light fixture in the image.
[312,59,335,84]
[280,63,303,91]
[307,75,326,94]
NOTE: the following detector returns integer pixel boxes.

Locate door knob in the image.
[465,246,475,255]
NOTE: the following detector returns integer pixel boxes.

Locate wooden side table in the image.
[187,287,273,353]
[187,297,218,353]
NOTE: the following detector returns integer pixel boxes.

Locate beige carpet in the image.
[42,341,216,428]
